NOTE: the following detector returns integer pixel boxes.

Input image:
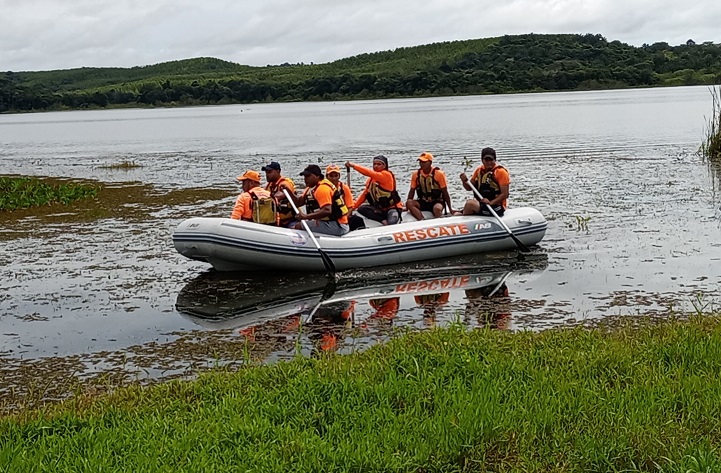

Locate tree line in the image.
[2,34,720,113]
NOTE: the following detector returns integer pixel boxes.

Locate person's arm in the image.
[460,167,479,192]
[488,185,509,208]
[487,168,510,207]
[230,193,248,220]
[282,183,307,207]
[299,186,332,220]
[441,187,454,214]
[347,162,388,182]
[352,179,370,208]
[406,171,417,201]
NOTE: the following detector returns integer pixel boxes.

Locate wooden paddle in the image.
[467,185,530,253]
[282,188,337,277]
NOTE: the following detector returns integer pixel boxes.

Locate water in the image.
[1,86,720,406]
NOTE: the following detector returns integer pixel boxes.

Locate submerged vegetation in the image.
[98,160,143,169]
[3,316,721,471]
[0,176,232,237]
[2,33,721,112]
[0,176,99,211]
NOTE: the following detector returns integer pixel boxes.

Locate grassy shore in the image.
[3,316,721,472]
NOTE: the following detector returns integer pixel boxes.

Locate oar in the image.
[467,185,530,253]
[303,279,337,325]
[282,188,337,277]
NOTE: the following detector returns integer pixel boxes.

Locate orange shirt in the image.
[471,165,510,208]
[230,186,271,220]
[351,163,403,209]
[302,182,349,224]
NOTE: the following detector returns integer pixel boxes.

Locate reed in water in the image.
[701,85,721,162]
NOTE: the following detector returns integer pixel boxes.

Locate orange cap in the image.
[236,170,261,182]
[326,164,341,174]
[418,152,433,162]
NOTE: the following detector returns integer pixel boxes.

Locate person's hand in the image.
[296,211,307,220]
[345,161,352,169]
[460,173,468,183]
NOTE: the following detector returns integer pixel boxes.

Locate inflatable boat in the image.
[172,207,547,272]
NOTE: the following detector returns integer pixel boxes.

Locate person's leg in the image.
[386,208,401,225]
[406,199,424,220]
[348,214,366,231]
[432,202,444,218]
[462,199,480,215]
[357,205,384,223]
[310,220,348,236]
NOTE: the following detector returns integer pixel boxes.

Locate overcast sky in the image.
[2,0,720,72]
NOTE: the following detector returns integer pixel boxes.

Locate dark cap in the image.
[372,155,388,168]
[261,161,281,171]
[481,147,496,159]
[299,164,323,177]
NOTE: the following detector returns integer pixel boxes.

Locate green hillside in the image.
[2,33,720,112]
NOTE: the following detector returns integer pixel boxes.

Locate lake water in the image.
[1,86,720,406]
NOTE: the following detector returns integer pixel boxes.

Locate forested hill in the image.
[2,33,720,113]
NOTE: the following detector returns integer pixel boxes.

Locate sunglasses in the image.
[482,157,495,162]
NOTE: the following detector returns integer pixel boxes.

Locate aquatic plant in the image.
[0,177,99,211]
[574,214,591,231]
[700,85,721,163]
[99,160,143,170]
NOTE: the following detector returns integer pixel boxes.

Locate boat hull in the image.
[172,207,547,272]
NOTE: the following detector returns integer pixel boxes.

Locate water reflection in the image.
[176,255,549,358]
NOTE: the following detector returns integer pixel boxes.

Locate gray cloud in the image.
[1,0,719,72]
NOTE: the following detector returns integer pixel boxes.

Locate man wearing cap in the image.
[460,147,510,216]
[230,170,272,221]
[282,164,350,236]
[325,164,366,231]
[262,161,296,227]
[345,155,403,225]
[405,152,455,221]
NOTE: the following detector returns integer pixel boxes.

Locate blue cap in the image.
[261,162,281,171]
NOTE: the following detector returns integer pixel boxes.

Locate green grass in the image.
[701,85,721,163]
[0,176,99,211]
[3,316,721,472]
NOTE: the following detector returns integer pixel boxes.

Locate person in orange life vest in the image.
[405,152,455,220]
[325,164,366,232]
[460,147,510,217]
[262,161,296,227]
[345,155,403,225]
[230,170,271,221]
[282,164,350,236]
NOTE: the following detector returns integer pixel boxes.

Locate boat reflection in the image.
[175,255,548,358]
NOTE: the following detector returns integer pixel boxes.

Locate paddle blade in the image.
[319,249,336,277]
[509,233,531,253]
